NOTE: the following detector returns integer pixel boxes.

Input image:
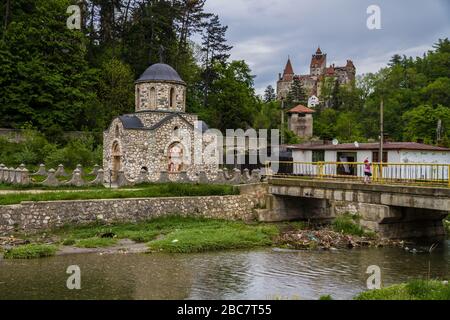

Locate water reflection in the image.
[0,241,448,300]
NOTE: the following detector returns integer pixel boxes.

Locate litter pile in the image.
[0,236,30,247]
[276,228,403,250]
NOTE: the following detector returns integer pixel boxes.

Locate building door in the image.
[111,141,122,182]
[337,152,357,176]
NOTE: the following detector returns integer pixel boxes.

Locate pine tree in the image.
[177,0,211,57]
[201,14,233,107]
[264,85,276,102]
[286,77,308,108]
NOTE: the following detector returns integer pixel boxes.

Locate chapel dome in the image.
[136,63,185,85]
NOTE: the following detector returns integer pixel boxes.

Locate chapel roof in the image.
[136,63,185,84]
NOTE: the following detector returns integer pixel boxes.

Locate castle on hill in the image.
[276,47,356,105]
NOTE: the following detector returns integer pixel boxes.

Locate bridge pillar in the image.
[332,201,447,239]
[259,194,334,222]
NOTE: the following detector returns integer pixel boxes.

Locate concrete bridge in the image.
[261,177,450,239]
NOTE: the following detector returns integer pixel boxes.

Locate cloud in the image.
[202,0,450,95]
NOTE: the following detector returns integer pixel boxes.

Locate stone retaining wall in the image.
[0,184,267,236]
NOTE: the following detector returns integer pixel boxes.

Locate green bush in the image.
[332,214,367,237]
[0,129,102,169]
[3,244,58,259]
[45,135,101,168]
[355,280,450,300]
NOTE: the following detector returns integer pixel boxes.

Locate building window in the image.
[115,125,120,138]
[169,87,176,108]
[312,150,325,162]
[372,151,388,163]
[136,87,140,109]
[173,126,180,138]
[149,87,156,108]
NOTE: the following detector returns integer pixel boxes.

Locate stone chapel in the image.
[103,63,219,183]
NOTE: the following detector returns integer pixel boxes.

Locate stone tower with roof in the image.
[287,105,315,139]
[103,63,218,183]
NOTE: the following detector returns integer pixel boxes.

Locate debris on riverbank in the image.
[275,228,404,250]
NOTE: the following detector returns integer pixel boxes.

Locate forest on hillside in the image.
[0,0,449,167]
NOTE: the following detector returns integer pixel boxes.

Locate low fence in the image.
[265,161,450,187]
[0,163,262,187]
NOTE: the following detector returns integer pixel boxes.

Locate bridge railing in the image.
[265,161,450,187]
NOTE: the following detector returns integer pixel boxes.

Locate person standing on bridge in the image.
[364,158,372,184]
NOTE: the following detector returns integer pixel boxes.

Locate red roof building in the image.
[287,105,316,114]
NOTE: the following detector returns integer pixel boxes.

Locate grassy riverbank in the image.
[355,280,450,300]
[1,213,395,259]
[2,217,280,258]
[0,183,238,205]
[3,244,58,259]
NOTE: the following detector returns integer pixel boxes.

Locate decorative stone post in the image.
[33,164,47,176]
[67,169,85,187]
[20,168,30,185]
[89,169,105,186]
[89,165,100,176]
[178,171,191,183]
[42,169,60,187]
[197,171,209,184]
[157,171,170,184]
[55,164,69,177]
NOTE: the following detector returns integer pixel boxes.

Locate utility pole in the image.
[379,98,384,177]
[281,99,285,145]
[437,119,442,143]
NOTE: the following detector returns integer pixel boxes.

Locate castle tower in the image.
[134,63,187,113]
[281,58,294,81]
[345,60,356,82]
[277,58,295,99]
[310,47,327,76]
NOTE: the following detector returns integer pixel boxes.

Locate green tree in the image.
[96,58,135,129]
[253,100,281,130]
[286,77,308,108]
[0,0,98,139]
[206,60,257,131]
[264,85,276,103]
[402,105,450,145]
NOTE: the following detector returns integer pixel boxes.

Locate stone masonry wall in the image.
[136,82,185,112]
[0,184,267,236]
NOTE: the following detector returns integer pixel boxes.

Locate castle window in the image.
[169,87,176,109]
[115,125,120,138]
[149,87,156,108]
[136,87,140,109]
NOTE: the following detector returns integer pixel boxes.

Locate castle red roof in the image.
[287,105,315,114]
[283,58,294,75]
[326,67,335,75]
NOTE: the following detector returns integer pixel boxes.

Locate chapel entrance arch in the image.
[111,141,122,182]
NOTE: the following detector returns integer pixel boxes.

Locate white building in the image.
[287,142,450,181]
[308,95,320,108]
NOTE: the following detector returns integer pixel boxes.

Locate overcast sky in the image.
[202,0,450,95]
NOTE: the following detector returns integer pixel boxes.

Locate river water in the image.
[0,241,449,300]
